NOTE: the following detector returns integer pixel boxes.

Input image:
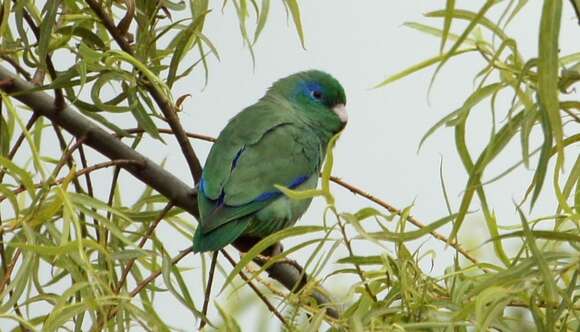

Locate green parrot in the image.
[193,70,347,252]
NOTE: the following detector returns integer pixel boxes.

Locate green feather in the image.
[193,70,346,252]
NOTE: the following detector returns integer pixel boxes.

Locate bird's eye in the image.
[311,90,323,100]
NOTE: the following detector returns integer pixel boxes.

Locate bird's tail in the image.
[192,217,251,253]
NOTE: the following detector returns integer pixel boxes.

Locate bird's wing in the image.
[198,105,321,234]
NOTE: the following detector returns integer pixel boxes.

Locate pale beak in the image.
[333,104,348,123]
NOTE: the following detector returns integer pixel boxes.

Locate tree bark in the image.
[0,64,338,318]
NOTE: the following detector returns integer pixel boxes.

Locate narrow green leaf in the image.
[0,1,10,43]
[530,104,552,207]
[490,229,580,243]
[426,1,497,90]
[320,132,341,205]
[275,185,323,200]
[127,87,163,142]
[440,0,456,52]
[0,184,19,215]
[516,205,558,305]
[222,226,325,289]
[216,303,241,332]
[0,93,45,179]
[368,213,457,242]
[284,0,305,48]
[0,156,35,199]
[38,0,59,68]
[374,48,475,88]
[537,0,563,158]
[404,22,476,46]
[336,255,385,266]
[253,0,270,44]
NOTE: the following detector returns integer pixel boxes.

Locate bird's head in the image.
[267,70,347,133]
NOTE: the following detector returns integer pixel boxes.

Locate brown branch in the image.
[0,64,337,317]
[116,0,135,40]
[336,213,377,302]
[123,127,481,267]
[0,65,197,211]
[115,202,175,293]
[84,0,203,184]
[129,247,193,298]
[0,159,143,204]
[94,246,195,330]
[119,128,217,143]
[328,176,481,267]
[77,144,101,241]
[200,251,219,330]
[221,250,289,327]
[0,56,32,81]
[0,249,21,294]
[14,0,64,107]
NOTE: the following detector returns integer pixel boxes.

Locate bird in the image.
[193,70,347,253]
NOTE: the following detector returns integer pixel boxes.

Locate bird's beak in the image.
[333,104,348,124]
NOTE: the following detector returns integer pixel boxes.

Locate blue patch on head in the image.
[297,81,323,101]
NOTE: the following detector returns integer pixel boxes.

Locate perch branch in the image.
[0,64,338,316]
[115,201,175,293]
[200,251,219,330]
[221,249,289,327]
[0,160,144,205]
[121,127,481,267]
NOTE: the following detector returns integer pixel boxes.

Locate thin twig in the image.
[0,56,32,81]
[0,249,21,294]
[0,113,39,182]
[335,212,377,302]
[220,249,289,327]
[115,201,175,293]
[52,126,90,235]
[328,176,481,267]
[129,247,193,298]
[15,0,64,107]
[119,128,217,143]
[200,251,219,330]
[96,246,194,329]
[0,159,143,204]
[560,101,580,123]
[78,144,101,240]
[0,65,338,317]
[84,0,203,184]
[121,128,482,267]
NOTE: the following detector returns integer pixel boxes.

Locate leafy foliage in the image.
[0,0,578,331]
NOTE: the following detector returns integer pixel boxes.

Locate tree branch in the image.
[121,127,482,268]
[0,64,338,317]
[84,0,203,184]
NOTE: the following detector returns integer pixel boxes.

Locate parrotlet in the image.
[193,70,347,252]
